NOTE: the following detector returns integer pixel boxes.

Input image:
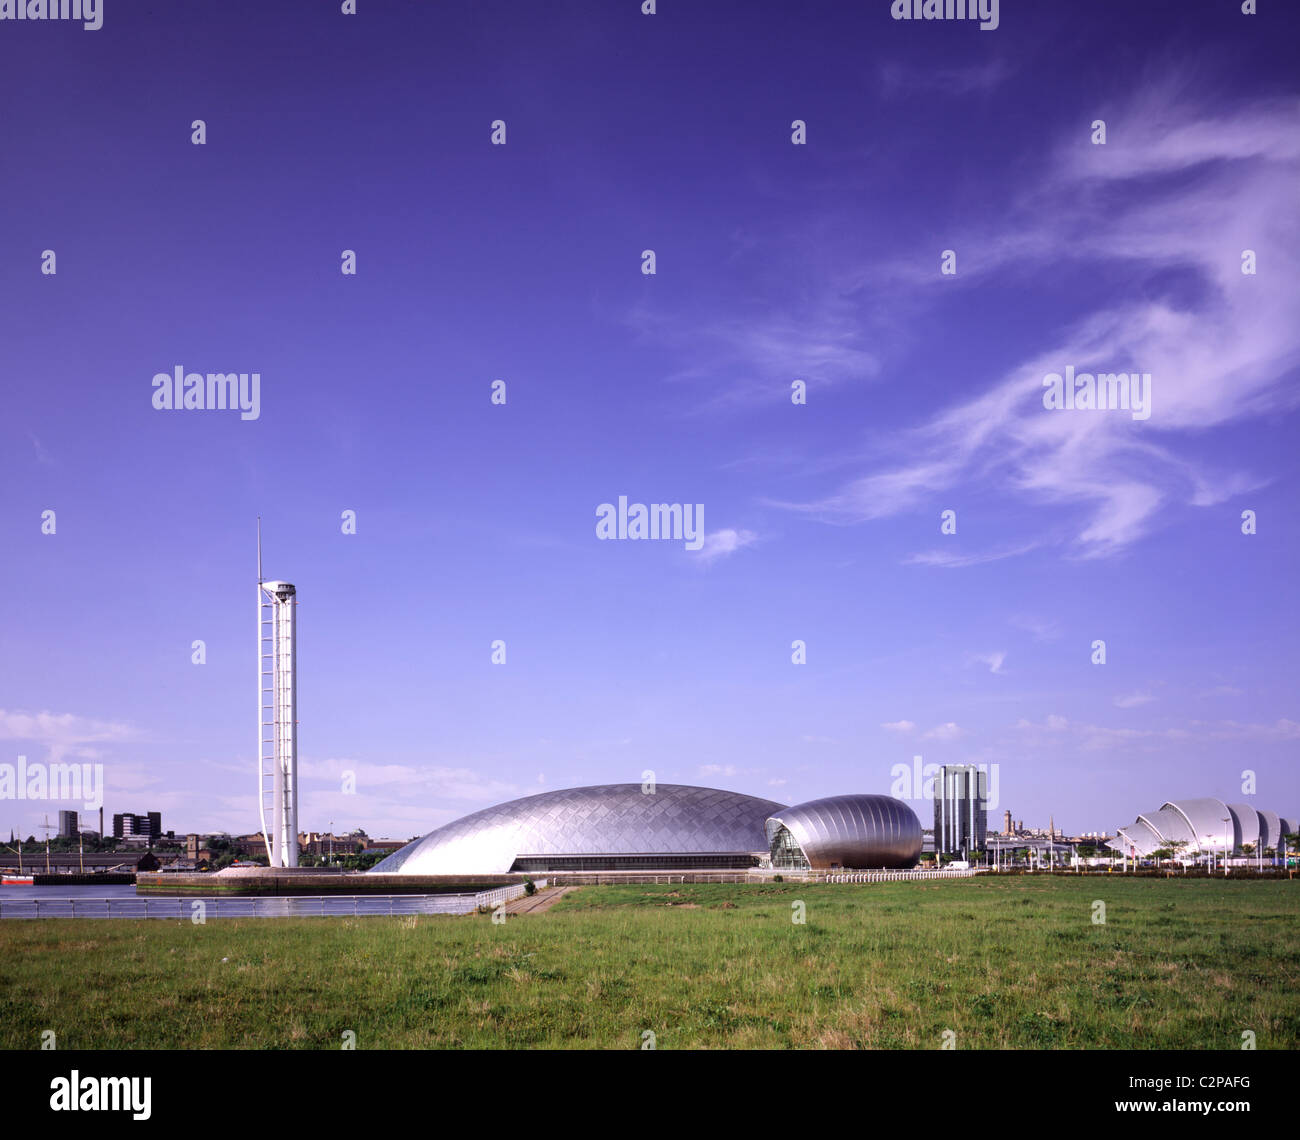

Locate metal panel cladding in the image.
[1257,809,1283,850]
[766,794,922,869]
[1161,798,1235,850]
[1228,804,1262,849]
[369,783,787,875]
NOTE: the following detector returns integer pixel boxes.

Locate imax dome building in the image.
[371,783,922,874]
[1108,797,1298,858]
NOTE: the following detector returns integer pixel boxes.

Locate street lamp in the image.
[1223,818,1232,876]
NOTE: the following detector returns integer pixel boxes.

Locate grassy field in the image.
[1,876,1295,1049]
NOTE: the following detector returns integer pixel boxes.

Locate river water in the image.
[0,882,478,919]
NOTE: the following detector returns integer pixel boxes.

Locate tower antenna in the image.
[256,524,298,869]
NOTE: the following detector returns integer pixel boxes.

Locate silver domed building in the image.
[371,783,923,874]
[766,794,922,870]
[1109,797,1298,858]
[372,784,784,875]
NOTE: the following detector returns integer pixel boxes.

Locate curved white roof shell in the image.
[1110,798,1297,857]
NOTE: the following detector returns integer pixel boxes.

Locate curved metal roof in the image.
[1257,809,1283,850]
[1146,808,1195,851]
[1108,826,1145,854]
[1228,804,1260,848]
[1113,797,1296,856]
[1161,798,1235,850]
[370,783,786,875]
[1112,816,1166,856]
[765,794,921,869]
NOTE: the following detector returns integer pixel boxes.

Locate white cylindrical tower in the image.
[258,574,299,869]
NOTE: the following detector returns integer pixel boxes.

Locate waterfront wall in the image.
[135,871,532,896]
[33,873,135,886]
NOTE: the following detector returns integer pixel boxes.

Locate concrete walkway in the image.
[503,885,575,915]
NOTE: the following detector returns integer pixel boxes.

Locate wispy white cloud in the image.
[1197,718,1300,741]
[1011,614,1061,642]
[27,430,53,466]
[882,720,915,734]
[970,652,1008,675]
[304,757,521,804]
[1015,715,1071,732]
[878,59,1011,98]
[923,722,963,741]
[772,92,1300,559]
[0,709,139,764]
[1011,713,1300,748]
[1114,691,1156,708]
[692,528,759,564]
[904,543,1042,569]
[628,303,880,411]
[698,763,740,777]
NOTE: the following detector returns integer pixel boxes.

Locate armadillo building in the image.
[370,783,922,875]
[1107,797,1298,858]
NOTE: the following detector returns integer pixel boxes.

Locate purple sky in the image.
[1,0,1297,842]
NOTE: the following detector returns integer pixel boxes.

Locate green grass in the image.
[1,877,1295,1049]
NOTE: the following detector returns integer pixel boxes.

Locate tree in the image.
[1282,833,1299,866]
[1163,838,1189,872]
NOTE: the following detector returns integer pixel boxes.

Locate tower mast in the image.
[257,521,299,868]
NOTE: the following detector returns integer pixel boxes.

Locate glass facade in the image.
[767,825,811,871]
[511,852,759,872]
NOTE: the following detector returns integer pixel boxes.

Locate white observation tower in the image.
[257,520,298,868]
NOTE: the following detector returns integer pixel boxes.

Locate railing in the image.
[820,868,978,882]
[549,871,757,885]
[472,879,548,910]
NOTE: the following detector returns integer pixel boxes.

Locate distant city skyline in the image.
[2,2,1297,843]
